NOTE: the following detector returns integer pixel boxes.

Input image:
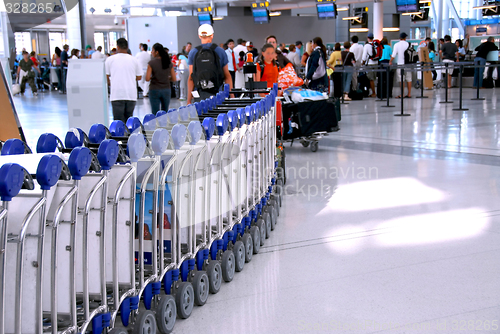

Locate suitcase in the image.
[483,77,494,88]
[282,99,340,140]
[349,89,364,100]
[358,72,371,97]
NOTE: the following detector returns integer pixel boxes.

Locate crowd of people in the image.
[11,24,499,123]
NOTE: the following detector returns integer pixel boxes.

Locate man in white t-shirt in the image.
[390,32,412,98]
[349,35,364,90]
[136,43,151,96]
[105,38,142,123]
[233,38,247,89]
[361,33,379,97]
[91,46,105,59]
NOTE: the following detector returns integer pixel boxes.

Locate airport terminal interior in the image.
[1,0,500,333]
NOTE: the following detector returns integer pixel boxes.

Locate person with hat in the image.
[389,32,412,98]
[187,24,232,104]
[85,45,94,58]
[361,32,379,97]
[246,41,258,58]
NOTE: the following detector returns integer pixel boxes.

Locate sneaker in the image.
[343,94,351,101]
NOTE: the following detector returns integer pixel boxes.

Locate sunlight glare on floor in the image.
[324,177,446,212]
[323,208,489,254]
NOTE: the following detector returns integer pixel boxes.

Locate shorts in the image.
[397,69,412,83]
[442,59,455,71]
[366,65,377,81]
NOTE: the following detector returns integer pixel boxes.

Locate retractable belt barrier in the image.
[332,62,500,116]
[0,83,285,334]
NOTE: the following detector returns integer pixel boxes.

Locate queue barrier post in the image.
[471,61,486,101]
[440,62,453,104]
[452,63,468,111]
[395,67,411,117]
[416,62,429,99]
[382,64,395,108]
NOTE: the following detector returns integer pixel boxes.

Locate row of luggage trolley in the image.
[0,84,285,334]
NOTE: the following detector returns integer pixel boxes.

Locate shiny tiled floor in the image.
[12,87,500,333]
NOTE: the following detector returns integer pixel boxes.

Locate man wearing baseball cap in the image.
[187,24,232,104]
[246,41,258,58]
[361,32,379,97]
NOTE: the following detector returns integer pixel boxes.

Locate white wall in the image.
[127,16,179,55]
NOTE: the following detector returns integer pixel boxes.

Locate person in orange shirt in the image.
[255,43,279,89]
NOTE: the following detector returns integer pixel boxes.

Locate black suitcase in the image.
[358,72,371,97]
[483,77,494,88]
[282,99,340,140]
[349,89,364,100]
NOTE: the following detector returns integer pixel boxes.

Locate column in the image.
[442,0,449,37]
[476,0,483,20]
[66,5,81,51]
[336,7,350,43]
[434,0,442,40]
[373,0,384,40]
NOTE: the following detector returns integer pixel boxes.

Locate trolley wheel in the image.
[269,205,277,230]
[310,141,319,152]
[270,196,280,217]
[301,140,310,147]
[191,271,209,306]
[233,240,246,272]
[175,282,194,319]
[250,226,261,254]
[242,233,253,263]
[276,180,283,208]
[221,250,235,282]
[256,219,266,246]
[206,260,222,294]
[155,295,176,334]
[109,328,128,334]
[134,310,157,334]
[263,212,271,239]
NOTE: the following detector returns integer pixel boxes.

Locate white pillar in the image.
[435,0,442,40]
[373,0,384,40]
[66,5,81,51]
[476,0,483,20]
[442,0,449,37]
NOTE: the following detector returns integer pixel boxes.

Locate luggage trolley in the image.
[41,145,94,334]
[204,114,241,284]
[171,120,212,310]
[0,162,32,334]
[156,122,199,322]
[0,148,67,334]
[218,110,249,273]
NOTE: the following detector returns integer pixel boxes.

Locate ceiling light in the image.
[213,16,223,20]
[473,4,497,8]
[418,0,431,3]
[269,11,281,16]
[402,11,422,15]
[343,16,360,20]
[349,28,369,32]
[337,6,349,11]
[383,27,400,31]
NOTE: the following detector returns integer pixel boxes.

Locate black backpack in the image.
[404,44,418,64]
[192,44,224,94]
